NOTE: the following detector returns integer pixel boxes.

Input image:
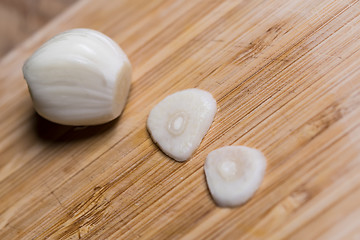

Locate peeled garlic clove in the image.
[23,28,132,126]
[204,146,266,208]
[147,88,217,162]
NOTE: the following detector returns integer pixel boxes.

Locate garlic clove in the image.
[147,88,217,162]
[204,146,267,208]
[23,28,132,126]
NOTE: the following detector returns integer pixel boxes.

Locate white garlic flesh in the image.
[23,28,132,126]
[204,146,266,207]
[147,89,217,162]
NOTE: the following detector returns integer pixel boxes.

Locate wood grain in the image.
[0,0,360,239]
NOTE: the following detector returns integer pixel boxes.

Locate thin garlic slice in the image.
[204,146,266,207]
[147,88,217,162]
[23,28,132,126]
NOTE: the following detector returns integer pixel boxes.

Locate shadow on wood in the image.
[33,111,119,143]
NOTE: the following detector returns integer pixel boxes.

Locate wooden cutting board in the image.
[1,0,359,239]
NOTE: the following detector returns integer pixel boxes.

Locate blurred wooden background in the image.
[0,0,77,57]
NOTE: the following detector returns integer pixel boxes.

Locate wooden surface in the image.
[0,0,77,57]
[0,0,360,239]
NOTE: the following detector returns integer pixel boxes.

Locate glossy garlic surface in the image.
[23,28,132,126]
[147,88,217,162]
[205,146,266,207]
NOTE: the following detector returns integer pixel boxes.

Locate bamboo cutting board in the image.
[1,0,360,239]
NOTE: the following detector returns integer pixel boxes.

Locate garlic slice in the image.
[23,28,132,126]
[204,146,266,207]
[147,89,217,162]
